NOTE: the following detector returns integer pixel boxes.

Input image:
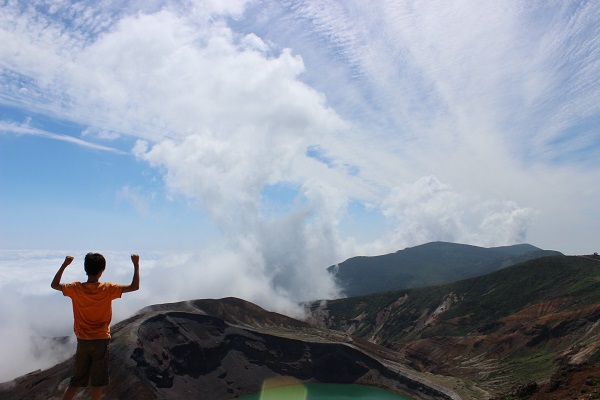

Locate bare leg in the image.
[90,386,103,400]
[62,386,79,400]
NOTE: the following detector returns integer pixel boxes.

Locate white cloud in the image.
[376,176,536,250]
[0,290,75,382]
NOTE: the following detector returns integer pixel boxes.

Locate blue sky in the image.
[1,0,600,381]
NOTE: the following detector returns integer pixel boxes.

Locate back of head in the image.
[84,252,106,276]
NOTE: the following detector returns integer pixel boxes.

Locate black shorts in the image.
[70,339,110,387]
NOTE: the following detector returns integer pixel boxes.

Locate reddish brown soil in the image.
[529,364,600,400]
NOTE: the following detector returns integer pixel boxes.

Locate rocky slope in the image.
[0,298,465,400]
[311,255,600,398]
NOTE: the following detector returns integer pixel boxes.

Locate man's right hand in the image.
[123,254,141,294]
[52,256,74,291]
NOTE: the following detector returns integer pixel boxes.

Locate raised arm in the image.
[122,254,140,294]
[51,256,74,291]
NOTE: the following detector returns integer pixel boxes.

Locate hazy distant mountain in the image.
[312,254,600,398]
[0,298,460,400]
[329,241,563,297]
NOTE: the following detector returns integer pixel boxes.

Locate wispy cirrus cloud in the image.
[291,1,600,161]
[0,120,126,154]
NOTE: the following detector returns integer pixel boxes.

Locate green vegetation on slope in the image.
[322,256,600,341]
[314,255,600,396]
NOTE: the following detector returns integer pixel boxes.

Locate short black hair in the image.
[84,252,106,276]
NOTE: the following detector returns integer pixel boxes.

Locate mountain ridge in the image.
[328,241,563,297]
[312,255,600,398]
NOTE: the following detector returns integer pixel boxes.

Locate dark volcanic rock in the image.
[0,298,459,400]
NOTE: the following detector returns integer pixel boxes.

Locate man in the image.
[51,252,140,400]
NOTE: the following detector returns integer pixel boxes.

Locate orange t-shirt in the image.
[62,282,123,340]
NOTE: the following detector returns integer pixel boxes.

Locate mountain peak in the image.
[331,241,560,297]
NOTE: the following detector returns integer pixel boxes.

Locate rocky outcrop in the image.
[0,298,460,400]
